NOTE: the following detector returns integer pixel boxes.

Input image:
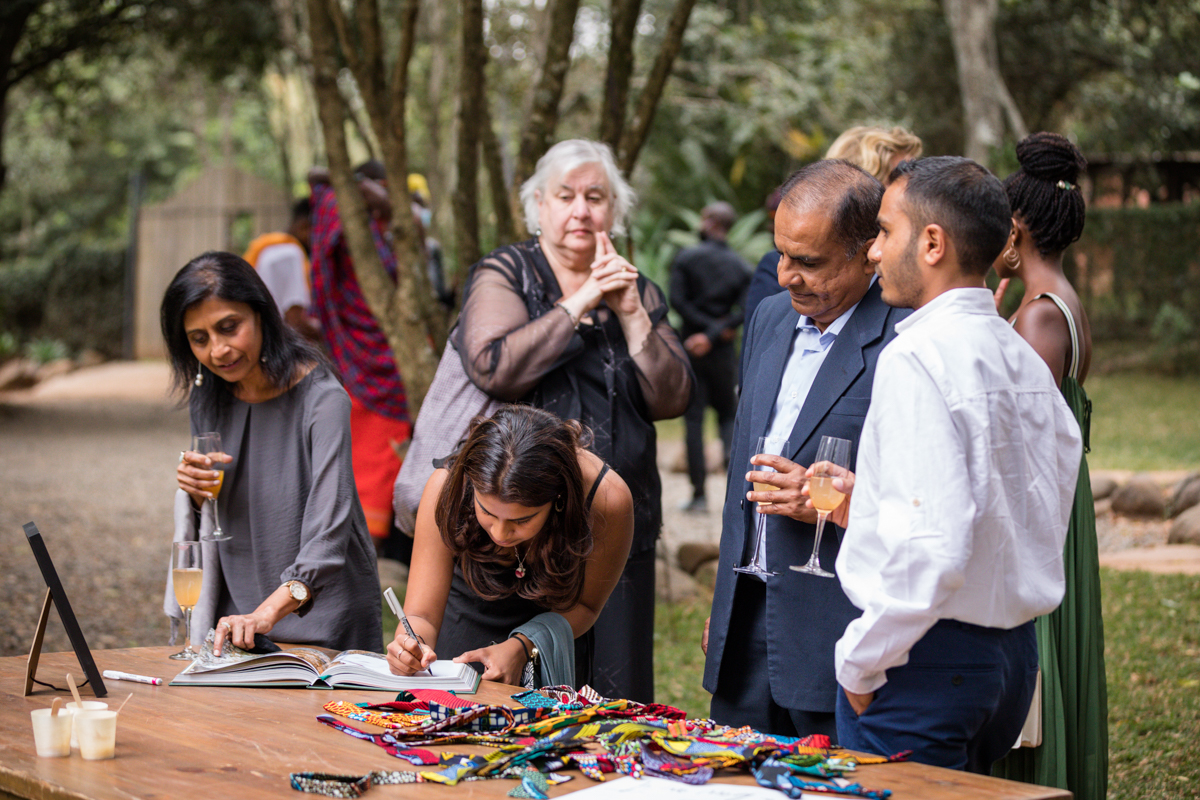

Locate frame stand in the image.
[23,588,54,697]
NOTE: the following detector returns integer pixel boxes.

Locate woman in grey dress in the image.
[162,251,381,654]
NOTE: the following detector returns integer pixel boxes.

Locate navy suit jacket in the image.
[704,280,909,712]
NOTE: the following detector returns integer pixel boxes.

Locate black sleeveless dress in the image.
[436,464,609,688]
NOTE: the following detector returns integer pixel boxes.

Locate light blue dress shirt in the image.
[750,293,865,565]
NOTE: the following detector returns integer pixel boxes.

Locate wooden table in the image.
[0,648,1070,800]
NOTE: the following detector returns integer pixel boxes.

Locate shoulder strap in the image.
[1033,293,1080,380]
[585,463,611,509]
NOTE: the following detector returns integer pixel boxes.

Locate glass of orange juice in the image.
[169,540,203,660]
[193,432,229,541]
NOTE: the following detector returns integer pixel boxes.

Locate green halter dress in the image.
[993,293,1108,800]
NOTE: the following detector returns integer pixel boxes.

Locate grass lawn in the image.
[653,567,1200,799]
[1103,569,1200,800]
[1086,371,1200,471]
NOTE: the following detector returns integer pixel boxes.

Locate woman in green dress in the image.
[991,132,1107,800]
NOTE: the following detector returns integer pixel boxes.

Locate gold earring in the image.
[1003,246,1021,270]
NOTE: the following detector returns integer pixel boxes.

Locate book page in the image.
[180,634,331,675]
[326,651,435,678]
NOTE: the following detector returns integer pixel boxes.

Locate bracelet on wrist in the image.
[508,633,531,661]
[555,302,581,329]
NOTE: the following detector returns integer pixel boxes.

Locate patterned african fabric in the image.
[308,182,409,423]
[992,293,1108,800]
[297,688,907,798]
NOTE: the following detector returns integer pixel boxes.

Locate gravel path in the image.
[0,397,188,657]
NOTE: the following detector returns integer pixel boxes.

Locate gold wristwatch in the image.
[285,580,310,608]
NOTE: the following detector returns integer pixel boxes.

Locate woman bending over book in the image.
[386,405,633,688]
[162,251,382,654]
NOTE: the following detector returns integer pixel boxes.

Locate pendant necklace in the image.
[515,546,527,579]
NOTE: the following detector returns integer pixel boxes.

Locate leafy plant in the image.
[0,332,17,362]
[24,338,69,364]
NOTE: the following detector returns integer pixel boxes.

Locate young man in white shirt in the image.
[828,156,1082,772]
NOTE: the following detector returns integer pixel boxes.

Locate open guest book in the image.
[169,646,480,692]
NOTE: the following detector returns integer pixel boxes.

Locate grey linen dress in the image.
[165,365,382,652]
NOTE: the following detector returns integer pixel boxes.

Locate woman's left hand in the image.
[213,612,275,656]
[453,638,528,686]
[591,231,644,318]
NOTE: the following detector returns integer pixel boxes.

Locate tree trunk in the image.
[308,0,441,416]
[599,0,643,151]
[942,0,1027,166]
[422,0,451,254]
[509,0,581,235]
[617,0,698,175]
[453,0,486,269]
[480,94,516,247]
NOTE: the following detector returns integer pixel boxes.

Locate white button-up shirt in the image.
[834,288,1081,695]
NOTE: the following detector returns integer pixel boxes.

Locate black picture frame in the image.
[23,521,107,697]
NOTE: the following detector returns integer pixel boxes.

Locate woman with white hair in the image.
[451,139,692,702]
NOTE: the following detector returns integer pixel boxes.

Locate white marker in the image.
[102,670,162,686]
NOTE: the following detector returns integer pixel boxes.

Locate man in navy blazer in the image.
[702,160,909,739]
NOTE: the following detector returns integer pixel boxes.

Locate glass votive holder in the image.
[75,710,118,761]
[30,708,72,757]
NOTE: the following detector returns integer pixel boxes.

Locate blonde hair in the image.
[825,126,923,183]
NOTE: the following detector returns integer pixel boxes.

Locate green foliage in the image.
[1150,303,1195,348]
[1068,204,1200,343]
[42,244,127,358]
[637,1,902,220]
[1102,569,1200,799]
[0,258,51,335]
[24,337,69,364]
[0,331,18,362]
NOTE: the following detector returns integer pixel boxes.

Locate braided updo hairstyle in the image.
[1003,132,1087,256]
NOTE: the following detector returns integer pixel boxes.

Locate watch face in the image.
[290,583,308,601]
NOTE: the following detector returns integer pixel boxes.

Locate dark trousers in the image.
[590,546,656,702]
[837,618,1038,774]
[685,344,738,499]
[710,578,838,740]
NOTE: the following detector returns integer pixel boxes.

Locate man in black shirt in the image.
[669,202,752,513]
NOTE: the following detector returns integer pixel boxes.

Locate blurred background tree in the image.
[2,0,1198,369]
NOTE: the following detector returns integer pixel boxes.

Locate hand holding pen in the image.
[383,587,437,676]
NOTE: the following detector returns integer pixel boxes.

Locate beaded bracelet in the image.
[554,302,580,329]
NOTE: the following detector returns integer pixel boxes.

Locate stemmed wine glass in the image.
[193,432,230,541]
[790,435,850,578]
[734,435,789,581]
[170,541,203,660]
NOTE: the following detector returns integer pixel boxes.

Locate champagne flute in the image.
[169,541,203,660]
[790,435,850,578]
[734,435,789,581]
[193,432,229,542]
